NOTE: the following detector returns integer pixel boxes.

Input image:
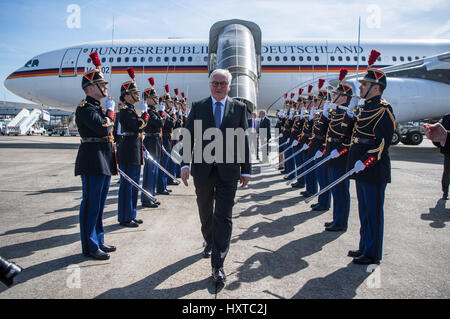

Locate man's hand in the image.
[240,175,250,188]
[424,123,447,144]
[181,167,190,186]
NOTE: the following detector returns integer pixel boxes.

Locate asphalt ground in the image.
[0,135,448,299]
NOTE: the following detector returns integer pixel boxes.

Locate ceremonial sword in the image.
[283,154,316,179]
[286,153,332,185]
[143,146,181,184]
[273,145,307,169]
[117,168,157,202]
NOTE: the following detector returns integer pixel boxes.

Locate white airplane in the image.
[4,19,450,126]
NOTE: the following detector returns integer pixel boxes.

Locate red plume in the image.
[308,85,313,94]
[318,79,326,90]
[89,52,101,68]
[181,92,185,98]
[174,88,179,96]
[290,92,295,99]
[148,77,155,86]
[284,93,288,99]
[298,88,304,95]
[339,69,348,82]
[165,84,169,93]
[127,67,135,80]
[368,50,381,67]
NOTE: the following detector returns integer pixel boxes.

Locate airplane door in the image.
[59,48,81,77]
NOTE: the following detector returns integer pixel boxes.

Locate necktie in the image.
[253,119,255,130]
[214,101,222,128]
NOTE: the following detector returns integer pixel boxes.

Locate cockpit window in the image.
[25,60,32,67]
[31,59,39,67]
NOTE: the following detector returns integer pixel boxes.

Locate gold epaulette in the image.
[102,117,114,127]
[138,118,147,130]
[78,99,87,108]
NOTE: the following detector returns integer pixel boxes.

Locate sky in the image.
[1,0,450,103]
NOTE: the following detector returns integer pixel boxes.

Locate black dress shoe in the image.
[348,250,363,258]
[325,224,347,232]
[324,221,333,227]
[291,182,305,189]
[300,191,311,197]
[443,192,449,200]
[119,221,139,228]
[202,244,212,258]
[212,267,227,284]
[157,190,170,195]
[278,167,284,170]
[133,218,143,224]
[142,202,158,208]
[100,244,116,252]
[167,181,179,186]
[312,205,329,211]
[84,249,110,260]
[310,203,319,209]
[353,255,380,265]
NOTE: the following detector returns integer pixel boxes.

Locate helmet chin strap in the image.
[362,82,375,100]
[96,83,106,98]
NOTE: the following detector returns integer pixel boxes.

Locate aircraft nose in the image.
[4,70,27,100]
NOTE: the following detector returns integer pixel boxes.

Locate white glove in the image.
[314,150,324,160]
[178,110,183,116]
[300,109,305,119]
[290,109,295,115]
[171,107,176,115]
[140,101,147,113]
[322,102,330,118]
[105,98,115,111]
[309,108,315,121]
[301,143,309,151]
[144,150,150,159]
[287,138,290,144]
[347,97,358,118]
[292,140,299,147]
[159,104,165,112]
[289,114,293,120]
[330,149,340,159]
[279,133,283,138]
[353,160,366,173]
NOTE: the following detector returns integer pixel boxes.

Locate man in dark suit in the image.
[180,69,251,284]
[259,110,271,159]
[425,116,450,200]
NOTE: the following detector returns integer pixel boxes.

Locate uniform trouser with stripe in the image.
[316,162,331,208]
[285,147,294,178]
[118,164,141,223]
[328,167,350,227]
[355,181,387,261]
[141,157,159,204]
[442,153,450,194]
[293,145,304,184]
[304,153,317,195]
[157,153,170,192]
[80,175,111,254]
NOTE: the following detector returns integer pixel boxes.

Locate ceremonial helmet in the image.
[143,77,157,100]
[120,67,139,96]
[307,85,314,102]
[181,92,187,105]
[359,50,387,88]
[317,79,329,101]
[163,85,171,102]
[172,88,179,103]
[333,69,353,97]
[297,88,304,104]
[82,52,108,89]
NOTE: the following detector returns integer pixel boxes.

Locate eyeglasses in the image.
[210,81,229,88]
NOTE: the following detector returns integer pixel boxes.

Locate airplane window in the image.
[346,56,350,62]
[117,57,122,63]
[299,56,303,62]
[378,57,381,61]
[407,56,412,61]
[87,58,91,64]
[164,57,169,62]
[156,57,161,62]
[353,56,357,62]
[392,56,397,62]
[338,56,343,62]
[109,57,114,63]
[140,57,145,62]
[283,56,288,62]
[291,56,295,62]
[101,58,106,63]
[148,57,153,62]
[330,56,335,62]
[275,56,280,62]
[400,56,405,62]
[25,60,32,67]
[261,56,264,61]
[133,57,138,62]
[315,56,319,62]
[361,56,366,62]
[180,56,185,62]
[204,56,208,62]
[307,56,311,61]
[188,57,192,62]
[125,57,129,62]
[32,59,39,67]
[415,56,420,60]
[173,57,177,62]
[267,56,272,62]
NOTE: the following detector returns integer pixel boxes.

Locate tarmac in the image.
[0,135,449,299]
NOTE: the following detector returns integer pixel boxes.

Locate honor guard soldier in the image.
[168,89,182,184]
[117,68,149,227]
[141,77,164,208]
[323,69,356,231]
[157,85,176,195]
[299,85,316,197]
[283,93,296,178]
[277,94,289,170]
[306,79,331,211]
[347,50,395,265]
[290,90,307,188]
[75,52,117,260]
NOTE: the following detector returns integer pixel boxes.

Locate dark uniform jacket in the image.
[290,115,305,142]
[307,112,330,156]
[297,114,314,146]
[325,106,354,169]
[143,106,163,159]
[74,96,117,176]
[433,113,450,154]
[117,102,149,166]
[259,116,272,140]
[347,95,396,184]
[162,114,176,152]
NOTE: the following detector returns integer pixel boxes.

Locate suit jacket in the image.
[433,113,450,155]
[259,116,271,140]
[182,96,251,181]
[248,118,259,134]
